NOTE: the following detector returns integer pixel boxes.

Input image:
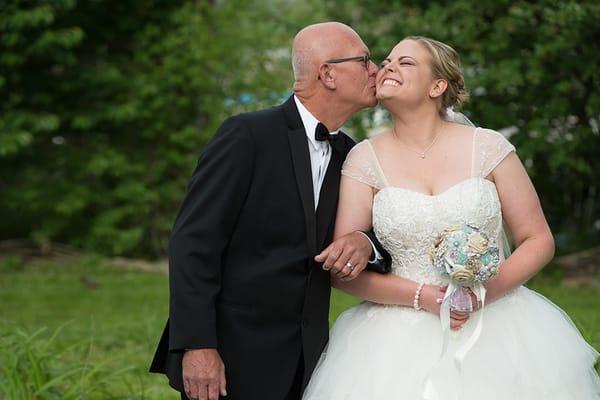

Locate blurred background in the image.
[0,0,598,398]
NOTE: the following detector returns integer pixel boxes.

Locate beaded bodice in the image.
[342,128,515,285]
[372,178,502,284]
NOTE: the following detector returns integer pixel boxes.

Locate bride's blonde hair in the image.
[404,36,469,116]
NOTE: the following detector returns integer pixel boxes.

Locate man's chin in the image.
[364,95,378,108]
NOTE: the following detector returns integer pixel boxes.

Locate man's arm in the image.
[359,230,391,273]
[168,116,255,351]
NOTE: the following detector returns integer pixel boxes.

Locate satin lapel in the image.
[315,146,343,249]
[287,127,317,257]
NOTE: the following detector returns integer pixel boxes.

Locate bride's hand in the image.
[419,285,444,316]
[421,285,471,331]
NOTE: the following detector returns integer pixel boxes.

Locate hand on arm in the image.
[484,153,555,303]
[315,231,373,281]
[325,175,469,329]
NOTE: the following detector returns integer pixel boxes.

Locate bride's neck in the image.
[391,109,445,147]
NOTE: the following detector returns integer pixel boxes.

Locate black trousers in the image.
[180,356,304,400]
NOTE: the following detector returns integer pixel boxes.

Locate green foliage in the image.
[0,259,596,398]
[1,0,598,256]
[329,0,600,250]
[0,323,134,399]
[0,0,326,257]
[0,259,175,398]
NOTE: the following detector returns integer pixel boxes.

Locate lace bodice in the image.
[342,128,515,285]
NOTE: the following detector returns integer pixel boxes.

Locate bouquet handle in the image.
[423,283,487,400]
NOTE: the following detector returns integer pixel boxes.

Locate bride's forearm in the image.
[332,271,420,307]
[485,233,554,303]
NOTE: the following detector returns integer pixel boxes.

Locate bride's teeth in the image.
[383,79,399,87]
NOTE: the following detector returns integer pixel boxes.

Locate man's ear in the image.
[429,78,447,99]
[318,64,336,89]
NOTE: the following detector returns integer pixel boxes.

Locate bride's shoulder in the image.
[444,122,514,148]
[365,130,394,149]
[474,127,516,150]
[348,138,371,155]
[441,122,476,146]
[350,131,392,154]
[471,126,517,178]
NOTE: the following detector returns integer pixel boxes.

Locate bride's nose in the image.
[385,60,398,72]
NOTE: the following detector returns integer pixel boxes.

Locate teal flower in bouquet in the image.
[430,224,501,310]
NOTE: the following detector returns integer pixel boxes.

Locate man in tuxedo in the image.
[150,22,388,400]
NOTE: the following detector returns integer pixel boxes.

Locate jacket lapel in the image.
[315,144,344,249]
[282,97,317,257]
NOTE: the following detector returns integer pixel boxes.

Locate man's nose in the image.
[368,60,379,75]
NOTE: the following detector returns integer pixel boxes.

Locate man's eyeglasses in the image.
[325,54,371,70]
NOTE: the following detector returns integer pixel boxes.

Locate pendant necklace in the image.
[392,127,440,159]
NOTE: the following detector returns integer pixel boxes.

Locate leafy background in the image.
[2,0,598,257]
[0,0,598,398]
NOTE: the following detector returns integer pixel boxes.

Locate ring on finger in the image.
[345,262,354,271]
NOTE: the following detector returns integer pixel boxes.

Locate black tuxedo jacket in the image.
[150,96,388,399]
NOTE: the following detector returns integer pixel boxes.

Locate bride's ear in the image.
[429,79,448,99]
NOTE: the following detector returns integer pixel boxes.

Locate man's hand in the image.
[182,349,227,400]
[314,231,372,281]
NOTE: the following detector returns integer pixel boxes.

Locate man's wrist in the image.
[355,231,382,263]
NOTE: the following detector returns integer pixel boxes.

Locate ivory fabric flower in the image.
[431,223,500,286]
[450,269,475,286]
[468,233,488,254]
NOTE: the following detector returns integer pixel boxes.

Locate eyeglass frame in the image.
[324,54,371,70]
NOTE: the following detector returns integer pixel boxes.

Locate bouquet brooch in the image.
[430,224,500,312]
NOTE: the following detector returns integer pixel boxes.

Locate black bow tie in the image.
[315,122,334,142]
[315,122,343,153]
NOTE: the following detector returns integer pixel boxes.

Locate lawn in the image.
[0,258,598,399]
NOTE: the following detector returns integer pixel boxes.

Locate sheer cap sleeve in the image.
[342,140,388,190]
[472,128,516,178]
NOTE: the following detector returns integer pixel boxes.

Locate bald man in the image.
[149,22,389,400]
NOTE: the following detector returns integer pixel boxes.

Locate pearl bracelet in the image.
[413,283,425,311]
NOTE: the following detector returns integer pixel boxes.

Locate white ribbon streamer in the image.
[423,283,487,400]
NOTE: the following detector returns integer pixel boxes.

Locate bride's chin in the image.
[376,92,390,101]
[376,95,396,108]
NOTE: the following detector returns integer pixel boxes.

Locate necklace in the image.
[392,127,440,159]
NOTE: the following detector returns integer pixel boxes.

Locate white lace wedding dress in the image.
[303,128,600,399]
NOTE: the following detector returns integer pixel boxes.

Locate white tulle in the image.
[303,128,600,399]
[303,288,600,399]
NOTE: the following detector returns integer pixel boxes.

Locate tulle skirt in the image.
[302,286,600,399]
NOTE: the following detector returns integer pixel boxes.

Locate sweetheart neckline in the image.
[374,177,496,199]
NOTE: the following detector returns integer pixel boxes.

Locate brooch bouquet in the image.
[430,224,500,312]
[423,224,503,400]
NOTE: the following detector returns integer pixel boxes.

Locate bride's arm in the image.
[486,153,555,303]
[331,175,442,315]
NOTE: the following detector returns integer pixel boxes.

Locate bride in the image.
[302,36,600,399]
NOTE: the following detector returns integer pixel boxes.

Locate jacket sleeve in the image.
[363,230,392,274]
[168,116,255,351]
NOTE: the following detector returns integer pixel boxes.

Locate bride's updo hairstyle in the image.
[404,36,469,117]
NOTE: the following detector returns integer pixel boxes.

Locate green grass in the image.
[0,258,598,398]
[0,257,176,399]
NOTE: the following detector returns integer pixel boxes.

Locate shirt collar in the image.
[293,95,339,150]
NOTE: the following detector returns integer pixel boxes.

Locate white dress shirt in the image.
[294,95,338,209]
[293,96,382,263]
